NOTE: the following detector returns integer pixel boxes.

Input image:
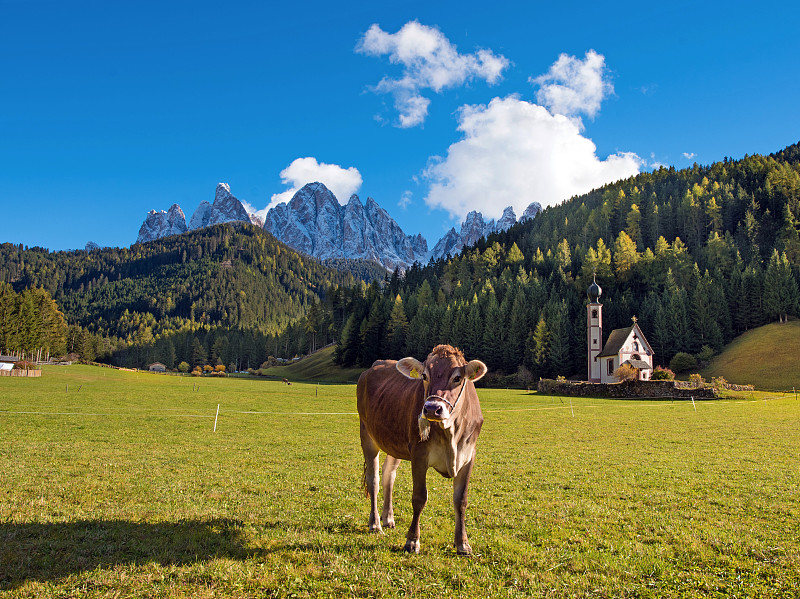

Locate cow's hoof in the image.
[455,542,473,556]
[403,539,421,554]
[368,522,384,534]
[381,518,395,529]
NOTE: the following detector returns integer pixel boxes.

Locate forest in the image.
[1,142,799,378]
[0,223,368,370]
[331,143,800,382]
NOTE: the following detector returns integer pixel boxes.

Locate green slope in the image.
[702,320,800,391]
[261,345,365,384]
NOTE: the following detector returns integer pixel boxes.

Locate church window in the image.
[607,359,614,375]
[633,341,639,351]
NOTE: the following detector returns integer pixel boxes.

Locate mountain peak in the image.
[215,182,232,203]
[263,183,428,270]
[137,203,188,243]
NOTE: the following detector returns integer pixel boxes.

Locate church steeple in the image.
[587,274,602,303]
[587,275,603,382]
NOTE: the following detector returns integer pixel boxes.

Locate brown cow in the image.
[356,344,486,555]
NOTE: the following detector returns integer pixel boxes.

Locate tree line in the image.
[0,283,68,361]
[2,143,799,377]
[329,143,800,382]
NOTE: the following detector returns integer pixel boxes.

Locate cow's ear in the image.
[465,360,487,382]
[397,357,425,380]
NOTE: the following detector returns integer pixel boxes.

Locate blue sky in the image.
[2,0,799,252]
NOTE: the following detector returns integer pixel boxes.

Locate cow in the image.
[356,344,487,555]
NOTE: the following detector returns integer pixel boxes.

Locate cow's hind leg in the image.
[381,455,401,529]
[404,453,428,553]
[360,421,382,533]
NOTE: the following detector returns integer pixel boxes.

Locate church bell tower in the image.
[587,276,603,382]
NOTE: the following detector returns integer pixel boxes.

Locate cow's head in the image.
[397,345,487,437]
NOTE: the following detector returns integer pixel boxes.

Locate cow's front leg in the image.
[381,455,401,529]
[404,454,428,553]
[453,455,475,555]
[360,422,382,533]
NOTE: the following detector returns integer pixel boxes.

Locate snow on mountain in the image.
[188,201,213,230]
[429,205,528,261]
[520,201,543,222]
[188,183,252,230]
[430,227,462,261]
[136,204,188,243]
[135,181,543,269]
[138,183,260,244]
[263,182,428,271]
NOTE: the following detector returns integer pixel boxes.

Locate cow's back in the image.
[357,360,423,461]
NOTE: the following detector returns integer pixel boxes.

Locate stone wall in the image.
[537,379,719,399]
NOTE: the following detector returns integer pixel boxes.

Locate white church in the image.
[586,278,654,383]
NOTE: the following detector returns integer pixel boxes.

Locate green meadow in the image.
[702,320,800,391]
[2,365,799,598]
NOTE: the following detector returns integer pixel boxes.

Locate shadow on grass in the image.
[1,517,384,589]
[0,518,259,589]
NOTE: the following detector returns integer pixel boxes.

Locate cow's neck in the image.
[429,407,476,478]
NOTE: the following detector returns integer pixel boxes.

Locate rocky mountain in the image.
[188,183,263,230]
[428,202,542,260]
[520,201,543,222]
[137,184,260,244]
[136,204,189,243]
[136,181,543,269]
[264,182,428,271]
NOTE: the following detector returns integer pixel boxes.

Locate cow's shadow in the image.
[1,517,341,589]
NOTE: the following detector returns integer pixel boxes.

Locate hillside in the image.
[3,142,800,380]
[1,224,358,339]
[331,142,800,381]
[702,320,800,391]
[259,345,364,384]
[0,224,368,370]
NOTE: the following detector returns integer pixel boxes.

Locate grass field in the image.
[2,365,800,597]
[702,320,800,391]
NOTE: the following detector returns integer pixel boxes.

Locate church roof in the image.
[623,358,652,370]
[598,322,654,359]
[597,326,633,357]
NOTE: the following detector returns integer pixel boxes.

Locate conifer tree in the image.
[386,294,409,358]
[529,315,550,378]
[764,250,800,323]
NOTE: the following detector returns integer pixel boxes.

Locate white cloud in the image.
[649,153,667,170]
[266,157,363,213]
[398,190,413,210]
[530,50,613,128]
[683,152,697,160]
[356,21,509,127]
[423,96,642,220]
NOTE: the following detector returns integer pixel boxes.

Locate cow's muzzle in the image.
[422,399,450,422]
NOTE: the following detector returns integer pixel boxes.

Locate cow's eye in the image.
[452,375,462,385]
[422,372,428,381]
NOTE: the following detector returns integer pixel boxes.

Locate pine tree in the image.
[191,337,207,367]
[386,294,409,358]
[613,230,639,283]
[764,250,800,322]
[503,288,529,372]
[547,300,570,377]
[529,315,550,378]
